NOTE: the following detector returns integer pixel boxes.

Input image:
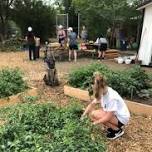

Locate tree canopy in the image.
[0,0,56,41]
[72,0,141,39]
[12,0,56,40]
[0,0,142,42]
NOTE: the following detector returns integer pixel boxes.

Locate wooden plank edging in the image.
[64,85,152,117]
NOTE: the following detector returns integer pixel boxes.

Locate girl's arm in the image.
[93,111,113,125]
[81,99,99,118]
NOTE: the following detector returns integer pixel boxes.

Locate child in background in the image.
[81,72,130,140]
[35,37,40,59]
[44,41,48,60]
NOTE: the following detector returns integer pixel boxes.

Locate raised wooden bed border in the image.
[64,85,152,117]
[0,87,38,108]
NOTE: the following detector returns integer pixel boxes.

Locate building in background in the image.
[137,0,152,66]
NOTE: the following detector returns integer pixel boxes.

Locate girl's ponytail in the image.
[93,72,107,100]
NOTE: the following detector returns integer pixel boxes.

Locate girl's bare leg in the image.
[98,51,101,59]
[74,50,77,62]
[90,109,119,130]
[102,51,105,59]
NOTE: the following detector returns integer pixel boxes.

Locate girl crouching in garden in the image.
[81,72,130,140]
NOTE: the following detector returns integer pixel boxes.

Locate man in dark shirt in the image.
[26,27,36,60]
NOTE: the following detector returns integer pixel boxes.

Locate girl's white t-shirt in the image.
[101,87,130,125]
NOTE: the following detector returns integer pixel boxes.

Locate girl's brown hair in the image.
[93,72,107,100]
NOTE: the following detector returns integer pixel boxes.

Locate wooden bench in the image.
[80,49,120,59]
[105,49,120,59]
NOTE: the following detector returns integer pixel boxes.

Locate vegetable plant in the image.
[0,102,106,152]
[68,63,151,98]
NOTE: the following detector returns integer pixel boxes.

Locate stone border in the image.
[0,87,38,108]
[64,85,152,117]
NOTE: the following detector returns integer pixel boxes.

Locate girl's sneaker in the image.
[106,128,124,140]
[107,128,114,133]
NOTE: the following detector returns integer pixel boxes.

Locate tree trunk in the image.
[0,0,14,41]
[0,16,7,40]
[0,33,4,42]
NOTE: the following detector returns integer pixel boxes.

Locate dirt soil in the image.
[0,51,152,152]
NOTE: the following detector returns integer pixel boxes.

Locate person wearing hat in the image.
[57,25,66,47]
[26,27,36,60]
[68,27,78,62]
[81,25,88,43]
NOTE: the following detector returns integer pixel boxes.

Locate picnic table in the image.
[79,43,98,58]
[49,42,68,61]
[46,42,120,60]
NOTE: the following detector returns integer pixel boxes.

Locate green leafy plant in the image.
[0,102,106,151]
[22,96,38,103]
[0,38,22,52]
[68,63,151,98]
[69,63,110,89]
[0,68,28,98]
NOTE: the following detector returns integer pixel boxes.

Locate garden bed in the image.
[0,102,106,151]
[0,87,38,107]
[64,85,152,117]
[68,63,152,105]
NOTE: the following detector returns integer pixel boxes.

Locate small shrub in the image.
[68,63,110,89]
[0,68,28,98]
[0,38,22,52]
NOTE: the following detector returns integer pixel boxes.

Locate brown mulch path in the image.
[0,51,152,152]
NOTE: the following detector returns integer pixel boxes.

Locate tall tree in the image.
[12,0,56,40]
[72,0,141,40]
[0,0,15,41]
[55,0,78,32]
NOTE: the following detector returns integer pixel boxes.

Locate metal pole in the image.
[67,13,69,36]
[56,15,58,38]
[78,13,80,38]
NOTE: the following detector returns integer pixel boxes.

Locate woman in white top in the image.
[95,35,108,60]
[81,72,130,140]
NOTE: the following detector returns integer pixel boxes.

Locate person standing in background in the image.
[119,28,127,51]
[68,27,78,62]
[81,25,88,42]
[95,35,108,60]
[57,25,66,47]
[106,28,112,48]
[35,37,40,59]
[26,27,36,60]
